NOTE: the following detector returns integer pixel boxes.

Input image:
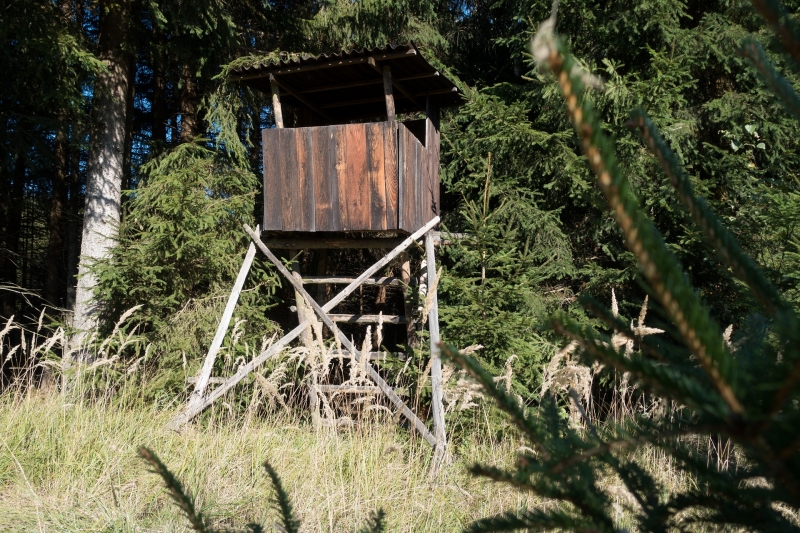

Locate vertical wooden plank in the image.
[414,137,427,231]
[312,126,333,231]
[425,102,441,223]
[262,128,283,231]
[280,125,300,230]
[400,125,417,233]
[295,128,315,231]
[334,125,349,230]
[383,122,398,229]
[397,124,406,231]
[344,123,370,230]
[366,122,387,230]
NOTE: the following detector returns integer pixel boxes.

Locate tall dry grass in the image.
[0,309,708,532]
[0,390,545,532]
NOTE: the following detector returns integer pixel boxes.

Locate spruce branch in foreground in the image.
[139,447,385,532]
[440,3,800,531]
[138,446,211,532]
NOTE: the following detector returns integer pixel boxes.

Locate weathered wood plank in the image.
[414,134,422,231]
[425,101,441,223]
[384,122,398,229]
[302,276,403,286]
[312,126,335,230]
[317,385,381,394]
[280,126,300,229]
[334,125,349,230]
[344,123,370,229]
[185,234,258,408]
[425,229,447,474]
[366,122,387,230]
[295,128,315,231]
[262,128,283,230]
[329,314,406,324]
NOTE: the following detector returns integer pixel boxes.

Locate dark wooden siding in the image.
[262,121,437,233]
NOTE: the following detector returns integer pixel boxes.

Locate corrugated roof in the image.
[231,43,463,122]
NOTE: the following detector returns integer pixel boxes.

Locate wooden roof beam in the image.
[233,49,417,80]
[367,57,422,109]
[298,71,439,95]
[317,87,457,109]
[269,74,335,121]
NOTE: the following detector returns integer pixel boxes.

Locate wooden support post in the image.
[426,229,447,475]
[177,228,258,425]
[383,66,396,121]
[270,79,284,128]
[401,253,419,349]
[270,74,334,122]
[309,383,321,429]
[292,259,314,348]
[245,221,439,447]
[316,250,328,304]
[168,217,440,429]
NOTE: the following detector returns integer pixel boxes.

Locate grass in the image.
[0,390,544,532]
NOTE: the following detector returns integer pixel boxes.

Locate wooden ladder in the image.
[168,218,447,474]
[296,273,417,431]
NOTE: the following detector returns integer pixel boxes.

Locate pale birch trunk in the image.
[69,0,133,361]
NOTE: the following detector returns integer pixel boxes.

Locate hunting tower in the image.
[170,44,462,472]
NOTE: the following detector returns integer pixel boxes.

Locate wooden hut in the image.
[170,44,462,474]
[235,43,461,235]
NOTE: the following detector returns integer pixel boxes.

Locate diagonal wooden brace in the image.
[168,217,440,431]
[244,223,439,447]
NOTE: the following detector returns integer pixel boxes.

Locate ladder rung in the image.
[302,276,404,286]
[329,350,407,361]
[329,314,406,324]
[186,376,225,384]
[316,385,382,394]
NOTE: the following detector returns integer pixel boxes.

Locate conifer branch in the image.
[533,22,744,415]
[741,38,800,122]
[749,0,800,66]
[138,446,210,532]
[263,461,300,533]
[466,509,604,533]
[627,110,797,328]
[439,344,551,460]
[357,509,387,533]
[551,318,728,416]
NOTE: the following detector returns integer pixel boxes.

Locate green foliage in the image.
[440,4,800,531]
[440,155,569,396]
[93,141,279,393]
[139,446,385,533]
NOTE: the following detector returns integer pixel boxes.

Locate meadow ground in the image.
[0,391,545,532]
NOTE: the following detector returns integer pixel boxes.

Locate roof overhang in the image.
[231,43,463,121]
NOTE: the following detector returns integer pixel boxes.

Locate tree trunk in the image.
[65,146,82,312]
[71,0,134,354]
[151,27,168,149]
[179,63,199,142]
[45,125,69,308]
[1,156,25,317]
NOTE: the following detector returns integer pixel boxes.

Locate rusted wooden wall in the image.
[262,121,439,233]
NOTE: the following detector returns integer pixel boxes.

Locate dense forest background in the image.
[2,0,799,399]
